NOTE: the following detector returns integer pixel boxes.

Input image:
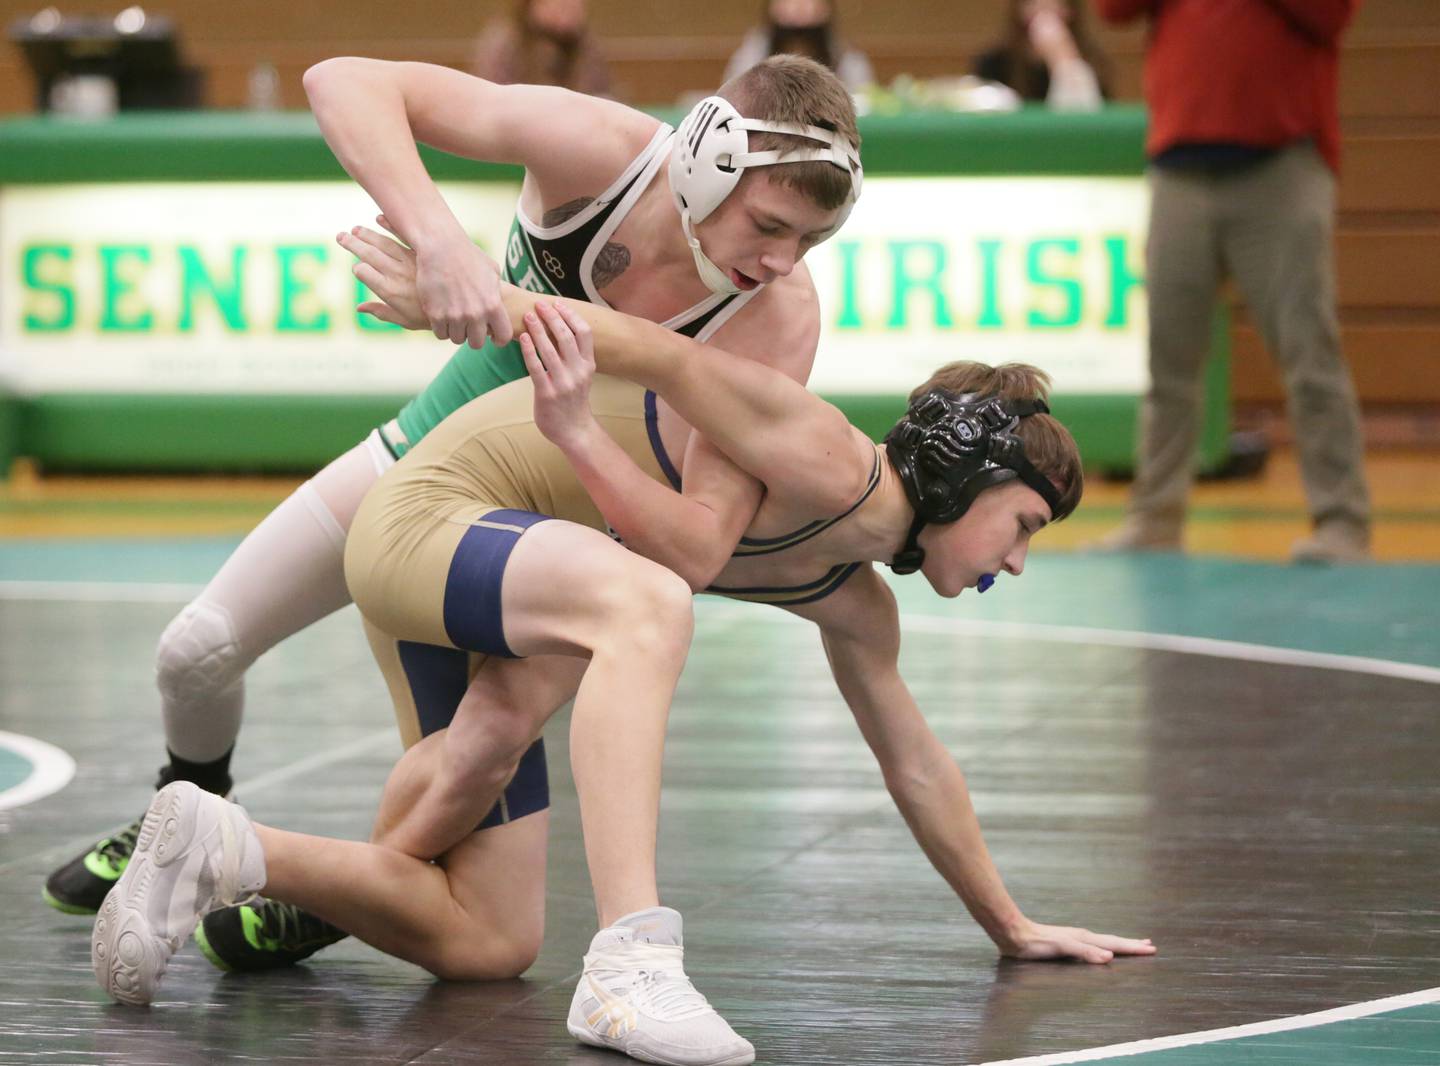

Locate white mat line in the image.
[973,986,1440,1065]
[0,732,77,812]
[898,615,1440,686]
[697,601,1440,686]
[0,728,395,877]
[9,581,1440,685]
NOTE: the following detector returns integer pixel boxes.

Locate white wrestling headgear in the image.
[669,95,863,295]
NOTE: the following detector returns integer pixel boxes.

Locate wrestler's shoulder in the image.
[713,267,821,373]
[507,90,664,191]
[558,92,665,145]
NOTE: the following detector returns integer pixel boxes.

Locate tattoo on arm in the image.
[538,196,631,289]
[541,197,595,227]
[592,242,631,289]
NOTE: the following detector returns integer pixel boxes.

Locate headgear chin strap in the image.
[679,211,746,295]
[884,390,1065,575]
[670,95,863,296]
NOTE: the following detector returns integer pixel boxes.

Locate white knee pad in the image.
[155,600,248,707]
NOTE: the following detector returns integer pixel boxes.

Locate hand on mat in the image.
[999,918,1156,964]
[520,301,598,450]
[340,217,427,332]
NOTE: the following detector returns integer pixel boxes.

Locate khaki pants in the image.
[1131,142,1370,533]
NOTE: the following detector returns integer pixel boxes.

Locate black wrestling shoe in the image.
[42,762,236,916]
[42,815,145,915]
[195,898,349,971]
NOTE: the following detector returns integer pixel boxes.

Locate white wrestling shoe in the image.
[567,907,754,1066]
[92,781,266,1006]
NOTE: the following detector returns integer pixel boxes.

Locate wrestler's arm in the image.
[504,285,876,516]
[524,273,825,587]
[304,57,655,346]
[786,567,1158,964]
[570,432,762,592]
[669,270,821,551]
[521,302,764,589]
[341,224,872,516]
[342,227,792,589]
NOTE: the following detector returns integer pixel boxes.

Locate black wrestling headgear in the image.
[884,390,1064,575]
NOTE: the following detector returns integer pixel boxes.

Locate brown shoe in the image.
[1290,520,1371,565]
[1084,517,1184,553]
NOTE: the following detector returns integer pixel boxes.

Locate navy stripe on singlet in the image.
[736,520,825,547]
[396,641,551,831]
[642,396,868,605]
[477,738,551,830]
[645,391,683,490]
[643,396,879,556]
[733,451,883,556]
[396,641,470,737]
[706,561,864,605]
[442,509,552,656]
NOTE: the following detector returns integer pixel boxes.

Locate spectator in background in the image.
[1094,0,1370,563]
[472,0,611,96]
[973,0,1109,111]
[725,0,874,93]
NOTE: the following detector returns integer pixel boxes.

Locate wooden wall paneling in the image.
[3,0,1437,423]
[1350,0,1440,34]
[6,9,1431,113]
[1340,136,1440,213]
[1232,324,1440,405]
[1340,44,1440,119]
[1335,231,1440,309]
[0,56,27,113]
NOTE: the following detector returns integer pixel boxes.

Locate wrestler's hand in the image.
[520,301,599,450]
[414,226,514,349]
[997,917,1156,964]
[340,216,427,331]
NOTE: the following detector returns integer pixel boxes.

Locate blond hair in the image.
[717,55,859,211]
[907,361,1084,521]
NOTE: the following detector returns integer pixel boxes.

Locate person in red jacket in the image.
[1092,0,1370,562]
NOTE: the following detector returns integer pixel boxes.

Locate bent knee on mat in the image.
[424,927,543,981]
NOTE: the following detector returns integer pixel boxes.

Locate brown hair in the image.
[717,55,859,211]
[907,361,1084,521]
